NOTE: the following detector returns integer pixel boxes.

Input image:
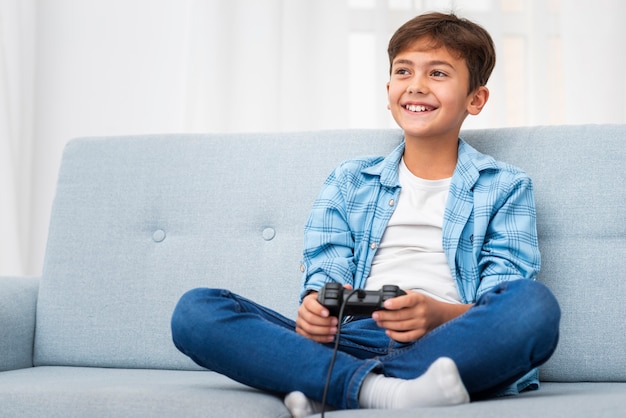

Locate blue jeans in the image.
[171,279,560,410]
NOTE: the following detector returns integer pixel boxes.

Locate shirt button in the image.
[300,264,305,273]
[388,199,395,206]
[370,242,377,250]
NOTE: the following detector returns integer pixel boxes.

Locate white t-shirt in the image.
[365,159,462,304]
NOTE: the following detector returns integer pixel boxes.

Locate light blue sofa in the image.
[1,125,625,417]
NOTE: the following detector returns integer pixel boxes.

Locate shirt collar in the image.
[361,142,405,188]
[455,138,500,189]
[361,138,498,189]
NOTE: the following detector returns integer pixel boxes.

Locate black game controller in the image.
[317,283,406,317]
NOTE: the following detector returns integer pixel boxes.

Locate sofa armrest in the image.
[0,276,39,371]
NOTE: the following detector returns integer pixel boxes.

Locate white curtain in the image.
[184,0,351,132]
[0,0,35,275]
[1,0,625,276]
[560,0,626,124]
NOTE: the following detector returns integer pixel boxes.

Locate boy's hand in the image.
[296,291,338,343]
[372,291,472,343]
[296,285,353,343]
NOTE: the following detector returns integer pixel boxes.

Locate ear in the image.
[467,86,489,115]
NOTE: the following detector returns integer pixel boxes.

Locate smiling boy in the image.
[171,12,561,416]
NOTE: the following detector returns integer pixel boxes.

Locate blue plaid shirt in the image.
[299,138,541,393]
[301,139,540,304]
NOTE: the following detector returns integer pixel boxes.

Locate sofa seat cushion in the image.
[0,367,291,418]
[1,367,625,418]
[317,382,626,417]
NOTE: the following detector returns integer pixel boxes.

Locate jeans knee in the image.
[171,287,224,351]
[522,280,561,329]
[483,280,561,349]
[511,280,561,362]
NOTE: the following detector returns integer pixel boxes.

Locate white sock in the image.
[284,391,329,418]
[358,357,470,409]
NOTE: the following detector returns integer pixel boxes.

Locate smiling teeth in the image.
[405,104,431,112]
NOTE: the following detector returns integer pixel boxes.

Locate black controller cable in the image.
[320,288,363,418]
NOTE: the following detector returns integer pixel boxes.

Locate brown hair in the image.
[388,12,496,93]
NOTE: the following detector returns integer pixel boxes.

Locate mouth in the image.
[404,104,436,113]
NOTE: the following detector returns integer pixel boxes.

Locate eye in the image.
[393,68,410,76]
[431,70,447,78]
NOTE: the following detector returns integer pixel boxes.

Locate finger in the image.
[383,292,418,310]
[296,301,338,338]
[296,324,337,342]
[372,307,414,323]
[385,328,426,343]
[300,301,334,325]
[295,317,337,343]
[302,292,330,318]
[298,308,338,328]
[375,314,422,333]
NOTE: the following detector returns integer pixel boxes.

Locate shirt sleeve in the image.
[476,173,541,299]
[299,166,357,301]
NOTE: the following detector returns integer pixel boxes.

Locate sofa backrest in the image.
[34,126,626,382]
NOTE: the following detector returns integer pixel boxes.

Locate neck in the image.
[402,136,458,180]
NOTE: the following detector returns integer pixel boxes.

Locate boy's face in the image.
[386,38,488,144]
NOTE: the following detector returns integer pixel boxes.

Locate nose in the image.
[407,75,427,94]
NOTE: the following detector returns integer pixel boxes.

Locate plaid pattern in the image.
[301,139,540,304]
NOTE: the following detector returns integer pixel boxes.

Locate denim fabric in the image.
[171,279,560,410]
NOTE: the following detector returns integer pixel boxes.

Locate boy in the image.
[171,12,560,415]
